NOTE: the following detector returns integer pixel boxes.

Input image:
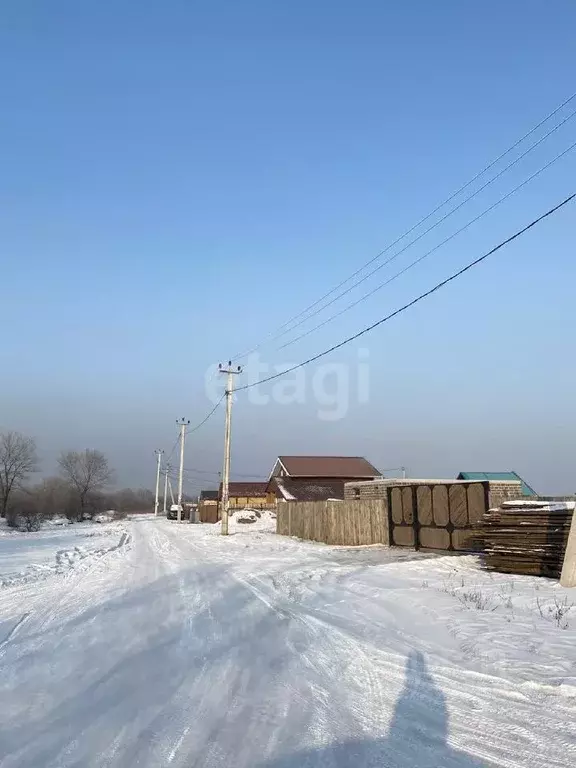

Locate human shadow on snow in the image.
[258,650,492,768]
[1,557,493,768]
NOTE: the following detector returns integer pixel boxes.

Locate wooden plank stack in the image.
[482,500,575,577]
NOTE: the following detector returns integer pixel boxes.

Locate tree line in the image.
[0,431,154,531]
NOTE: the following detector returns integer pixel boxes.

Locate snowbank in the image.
[0,528,131,588]
[210,508,277,534]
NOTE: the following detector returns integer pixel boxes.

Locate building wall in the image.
[229,494,277,509]
[486,481,525,509]
[344,479,390,500]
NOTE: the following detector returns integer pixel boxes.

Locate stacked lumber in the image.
[482,500,575,578]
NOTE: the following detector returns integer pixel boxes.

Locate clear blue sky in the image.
[2,1,575,494]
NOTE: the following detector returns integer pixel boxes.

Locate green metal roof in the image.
[456,471,536,496]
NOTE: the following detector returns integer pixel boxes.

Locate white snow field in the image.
[0,520,129,588]
[0,516,575,768]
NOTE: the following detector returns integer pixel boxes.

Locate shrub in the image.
[537,596,575,630]
[6,496,44,532]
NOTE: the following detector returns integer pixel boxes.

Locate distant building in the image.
[267,455,382,502]
[198,490,219,523]
[456,471,536,496]
[218,482,275,509]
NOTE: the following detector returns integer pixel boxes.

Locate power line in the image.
[239,108,576,361]
[273,138,576,353]
[181,467,220,475]
[180,467,266,479]
[232,91,576,361]
[165,471,206,489]
[271,113,576,348]
[163,396,224,464]
[165,435,180,464]
[236,192,575,392]
[186,395,225,435]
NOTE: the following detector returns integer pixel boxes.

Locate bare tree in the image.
[110,487,155,513]
[33,477,76,519]
[58,449,115,521]
[0,431,39,518]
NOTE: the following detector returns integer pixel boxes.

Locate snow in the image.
[93,513,113,523]
[0,517,575,767]
[500,500,576,512]
[0,521,129,587]
[275,479,295,500]
[211,507,277,532]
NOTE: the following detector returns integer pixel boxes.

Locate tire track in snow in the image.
[0,612,31,652]
[176,526,576,766]
[2,519,575,768]
[144,525,340,766]
[223,565,576,768]
[93,521,229,768]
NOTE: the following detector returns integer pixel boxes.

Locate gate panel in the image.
[432,485,449,526]
[467,483,486,524]
[452,528,475,551]
[417,486,432,525]
[392,525,415,547]
[449,485,468,527]
[402,486,414,523]
[388,481,489,552]
[389,486,417,548]
[420,527,450,549]
[391,488,403,524]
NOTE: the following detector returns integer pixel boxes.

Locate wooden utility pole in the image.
[154,450,164,516]
[176,418,190,522]
[219,361,242,535]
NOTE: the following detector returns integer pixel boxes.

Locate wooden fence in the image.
[276,499,388,546]
[198,503,219,523]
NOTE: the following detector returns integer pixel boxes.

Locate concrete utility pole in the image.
[154,449,164,516]
[219,361,242,536]
[162,463,171,515]
[560,507,576,587]
[168,476,176,506]
[176,418,190,522]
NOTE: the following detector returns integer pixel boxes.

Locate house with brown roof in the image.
[267,456,382,502]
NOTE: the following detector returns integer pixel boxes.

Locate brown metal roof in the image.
[277,456,381,479]
[218,481,269,499]
[271,477,345,502]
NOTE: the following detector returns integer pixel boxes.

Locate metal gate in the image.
[387,482,489,552]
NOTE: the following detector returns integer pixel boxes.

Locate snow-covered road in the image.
[1,517,575,767]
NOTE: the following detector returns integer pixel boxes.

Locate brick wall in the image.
[344,479,393,500]
[487,481,523,509]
